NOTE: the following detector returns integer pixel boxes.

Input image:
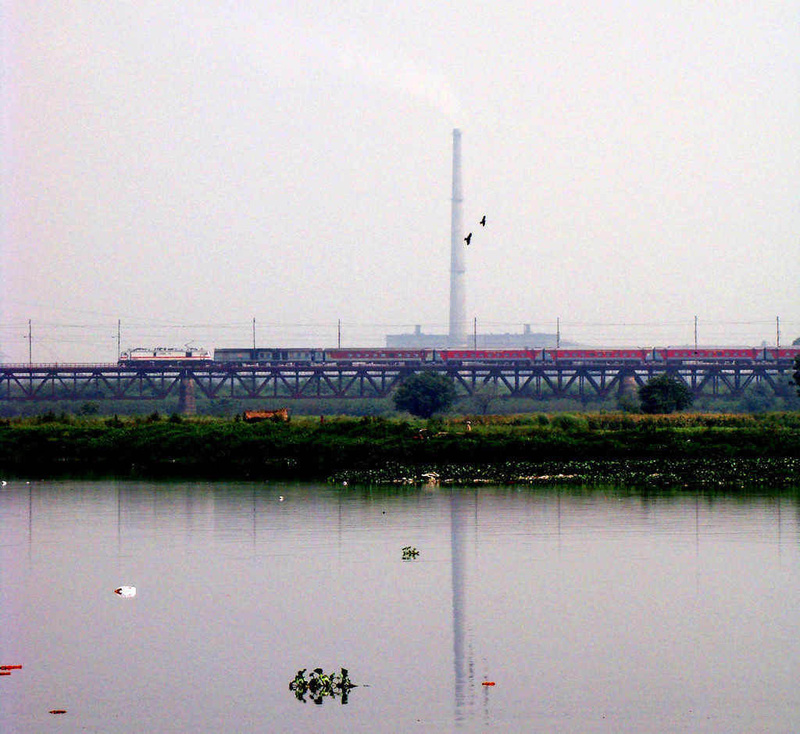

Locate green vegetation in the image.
[794,355,800,397]
[402,546,420,560]
[393,371,457,418]
[639,374,693,414]
[1,412,799,489]
[289,668,357,705]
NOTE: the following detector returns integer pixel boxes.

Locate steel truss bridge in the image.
[0,359,795,408]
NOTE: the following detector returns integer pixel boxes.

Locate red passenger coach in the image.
[772,347,800,361]
[325,349,427,365]
[438,349,535,365]
[548,348,649,363]
[656,347,760,362]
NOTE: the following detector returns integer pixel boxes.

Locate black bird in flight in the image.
[464,232,472,246]
[480,215,486,227]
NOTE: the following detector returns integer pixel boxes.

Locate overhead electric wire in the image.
[1,314,796,364]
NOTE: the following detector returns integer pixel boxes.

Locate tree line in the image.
[392,367,800,419]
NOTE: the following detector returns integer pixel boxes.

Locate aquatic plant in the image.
[289,667,357,704]
[330,456,800,491]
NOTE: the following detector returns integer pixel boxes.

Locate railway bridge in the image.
[0,359,795,410]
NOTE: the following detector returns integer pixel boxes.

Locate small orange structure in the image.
[49,710,67,714]
[481,681,496,686]
[243,407,289,422]
[0,672,11,676]
[0,665,22,670]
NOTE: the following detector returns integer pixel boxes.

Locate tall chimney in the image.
[448,129,467,346]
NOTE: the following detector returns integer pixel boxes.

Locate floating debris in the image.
[482,681,496,686]
[289,667,357,705]
[114,586,136,598]
[0,672,10,676]
[0,665,22,671]
[402,546,420,560]
[49,710,67,715]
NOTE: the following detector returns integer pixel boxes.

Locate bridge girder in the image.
[0,361,795,403]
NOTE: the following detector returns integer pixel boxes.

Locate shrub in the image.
[550,413,589,431]
[393,372,457,419]
[639,375,693,414]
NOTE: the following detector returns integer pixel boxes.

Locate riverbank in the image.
[1,412,799,488]
[0,413,800,486]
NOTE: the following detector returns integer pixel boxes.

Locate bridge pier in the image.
[177,374,196,415]
[619,373,638,396]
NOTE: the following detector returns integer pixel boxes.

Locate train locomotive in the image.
[118,347,212,365]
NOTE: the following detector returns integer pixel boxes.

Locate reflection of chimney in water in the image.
[449,129,467,347]
[451,490,473,719]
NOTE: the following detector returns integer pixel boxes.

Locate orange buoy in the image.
[49,710,67,715]
[0,672,11,676]
[481,681,496,686]
[0,665,22,670]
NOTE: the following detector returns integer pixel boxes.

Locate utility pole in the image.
[27,319,32,365]
[473,317,477,349]
[337,319,341,348]
[117,319,121,361]
[777,316,781,348]
[694,316,698,352]
[556,317,560,349]
[252,318,256,350]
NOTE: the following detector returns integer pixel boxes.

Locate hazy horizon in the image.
[2,1,798,362]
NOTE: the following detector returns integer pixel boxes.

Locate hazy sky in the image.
[2,1,798,362]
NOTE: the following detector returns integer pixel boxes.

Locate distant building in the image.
[386,324,567,349]
[385,325,445,348]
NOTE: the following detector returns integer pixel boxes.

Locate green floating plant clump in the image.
[289,667,357,705]
[402,546,420,560]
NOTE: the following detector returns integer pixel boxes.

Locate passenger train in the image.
[118,345,800,367]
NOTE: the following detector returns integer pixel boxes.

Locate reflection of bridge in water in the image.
[0,358,795,406]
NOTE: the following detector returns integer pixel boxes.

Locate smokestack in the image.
[448,129,467,346]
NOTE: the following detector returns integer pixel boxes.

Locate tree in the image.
[77,401,99,416]
[639,374,693,414]
[470,383,499,415]
[741,383,778,413]
[393,371,456,419]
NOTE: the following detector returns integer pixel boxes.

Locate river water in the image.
[1,480,800,733]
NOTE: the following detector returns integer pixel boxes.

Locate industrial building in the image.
[386,324,561,349]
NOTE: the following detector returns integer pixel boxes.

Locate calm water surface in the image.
[2,480,800,733]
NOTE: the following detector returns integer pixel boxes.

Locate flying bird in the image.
[464,232,472,246]
[479,215,486,227]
